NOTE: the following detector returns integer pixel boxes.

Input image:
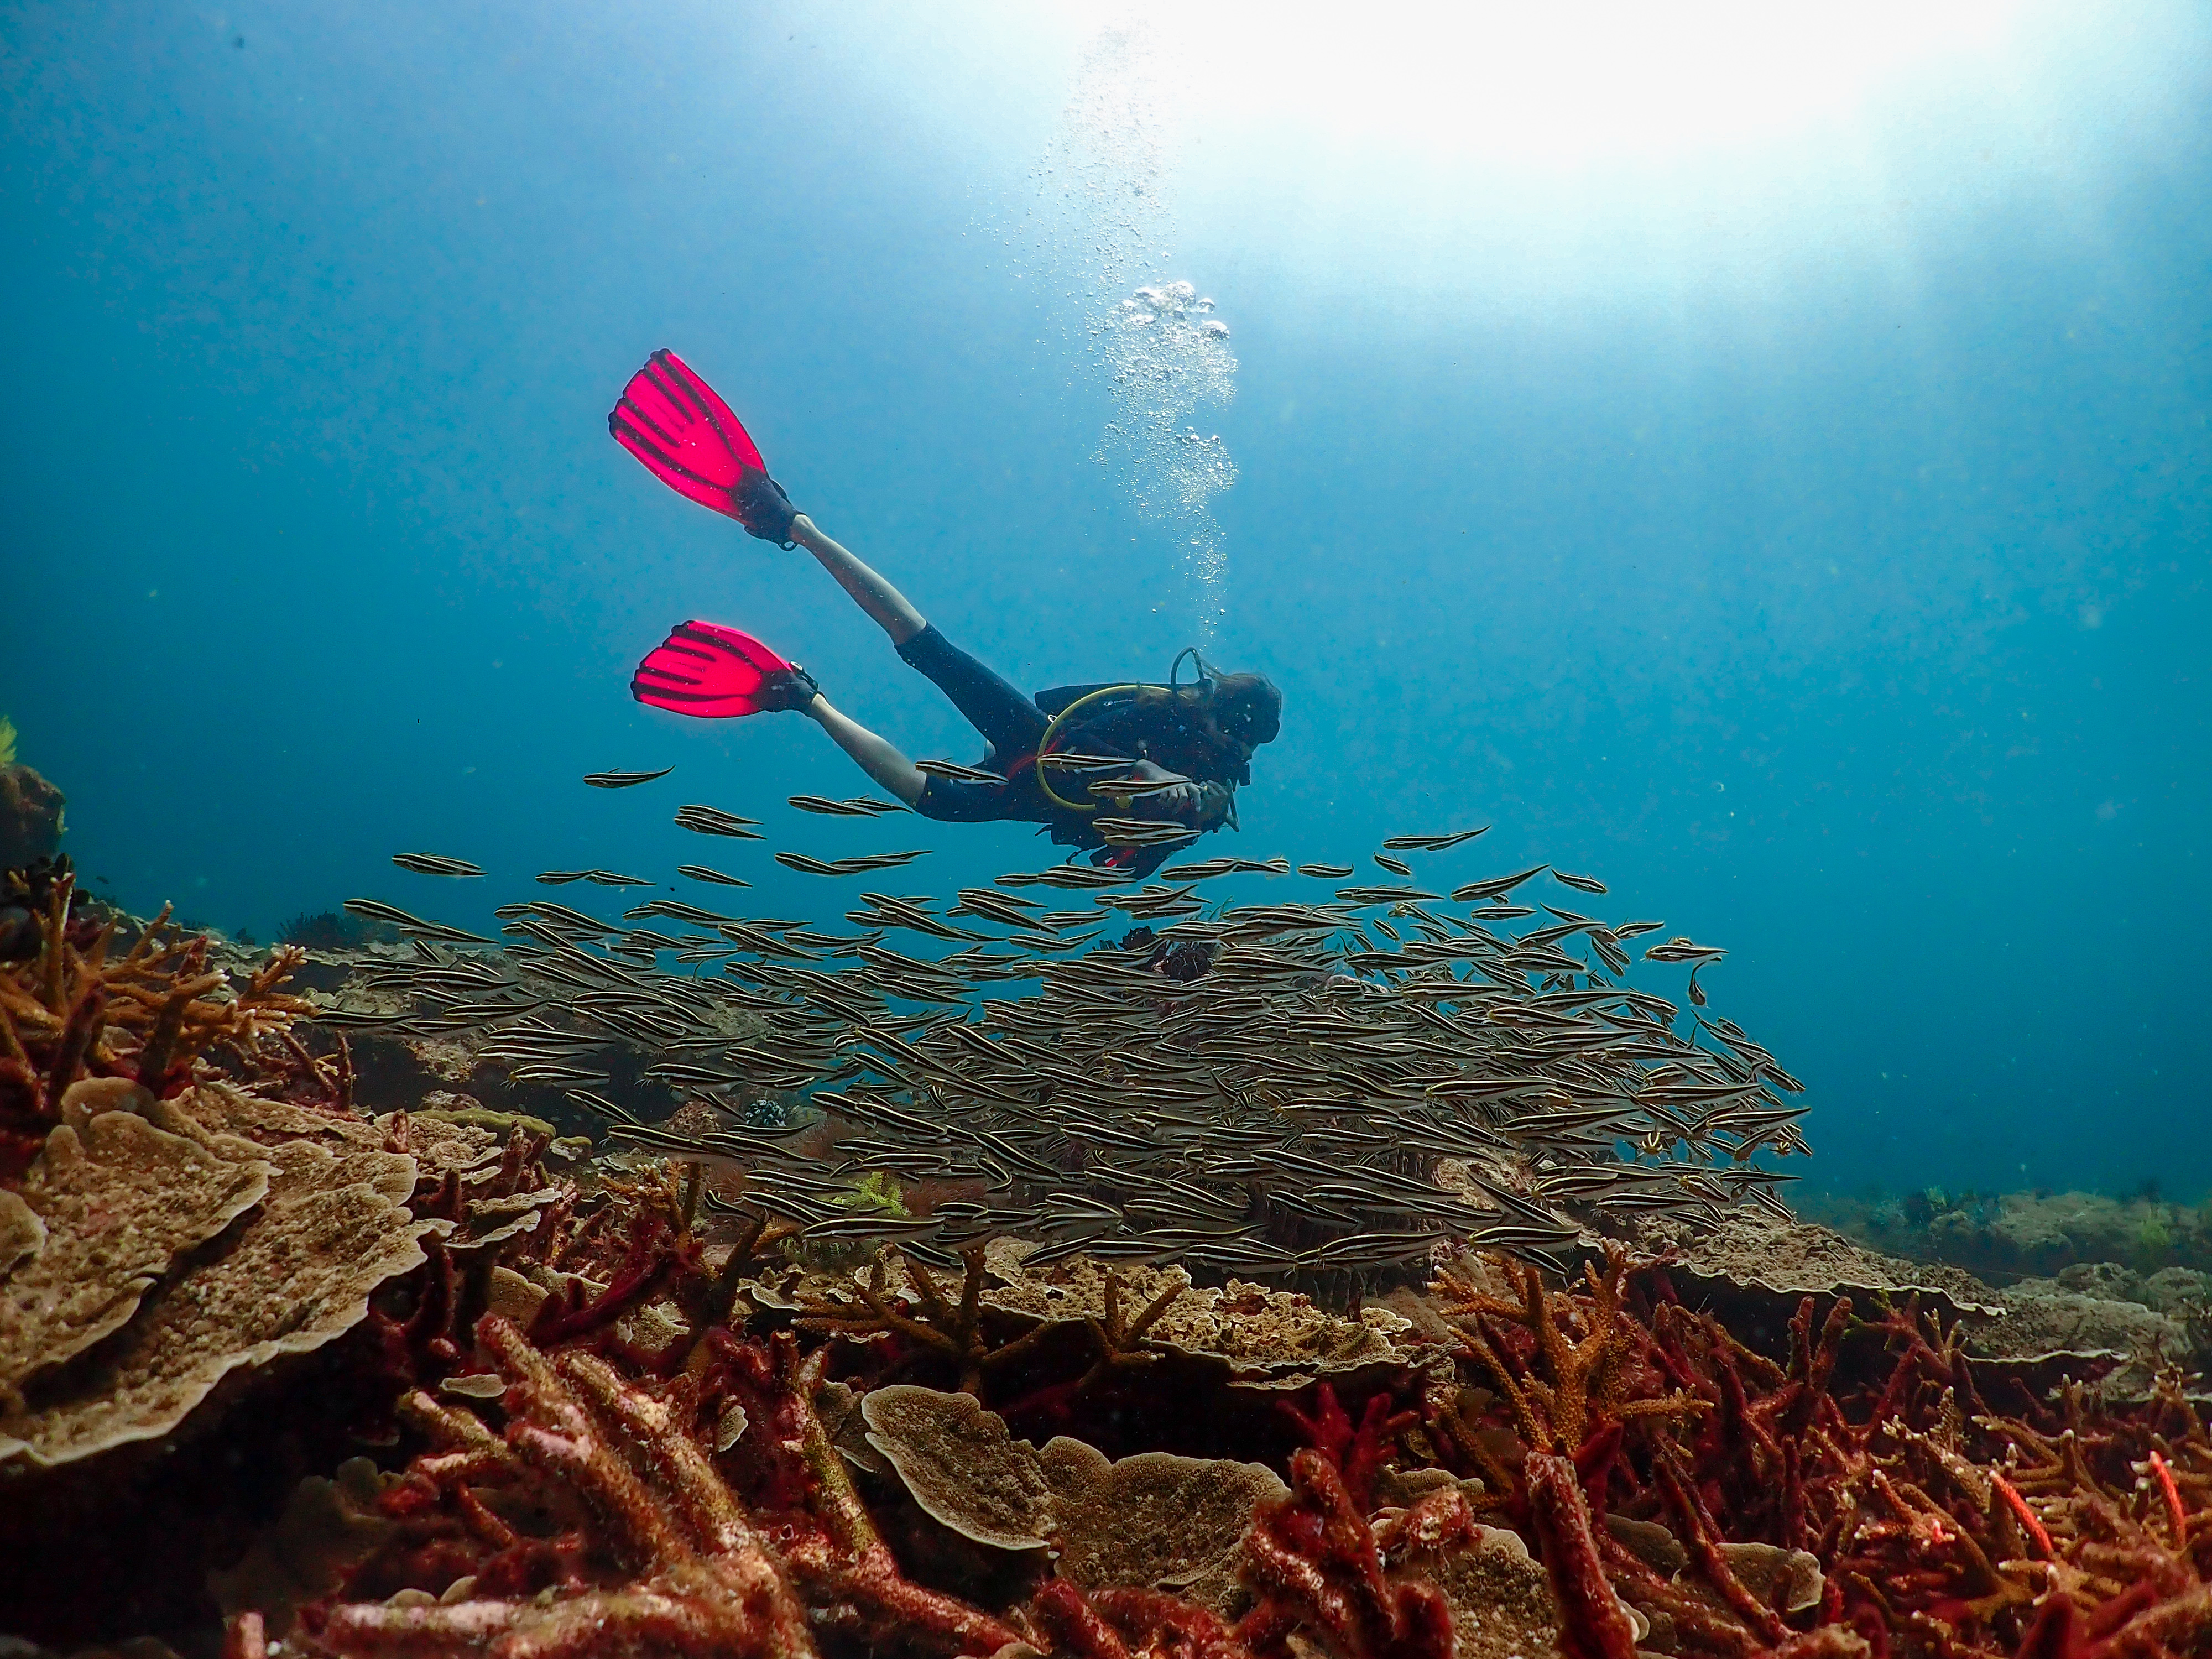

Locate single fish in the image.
[1297,863,1354,879]
[1381,827,1490,852]
[1642,936,1727,964]
[1087,776,1191,798]
[1094,817,1200,848]
[1022,865,1136,890]
[504,1061,612,1084]
[583,765,675,789]
[1335,884,1443,905]
[677,864,750,887]
[1552,870,1608,895]
[392,853,484,878]
[1452,865,1549,903]
[1036,751,1131,772]
[776,850,931,877]
[803,1213,947,1241]
[914,759,1008,784]
[1373,852,1415,878]
[625,899,743,926]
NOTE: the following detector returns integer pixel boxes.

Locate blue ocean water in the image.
[2,3,2205,1203]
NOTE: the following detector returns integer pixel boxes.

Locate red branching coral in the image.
[1282,1383,1421,1514]
[307,1316,816,1659]
[1433,1250,2212,1659]
[1032,1579,1252,1659]
[1235,1448,1455,1659]
[1525,1451,1641,1659]
[281,1314,1025,1659]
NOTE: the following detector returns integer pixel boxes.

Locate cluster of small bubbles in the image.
[1091,276,1239,638]
[1001,24,1237,640]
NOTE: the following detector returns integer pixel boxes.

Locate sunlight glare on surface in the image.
[1170,2,2025,167]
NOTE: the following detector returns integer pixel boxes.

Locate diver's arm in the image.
[789,514,927,647]
[804,693,928,806]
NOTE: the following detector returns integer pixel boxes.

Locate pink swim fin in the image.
[608,351,797,544]
[632,621,797,718]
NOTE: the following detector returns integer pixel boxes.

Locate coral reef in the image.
[184,1217,2212,1659]
[7,898,2210,1656]
[1808,1188,2212,1284]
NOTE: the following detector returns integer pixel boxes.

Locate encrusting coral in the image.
[0,883,445,1473]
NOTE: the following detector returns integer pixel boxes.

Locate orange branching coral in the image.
[797,1243,1054,1395]
[0,874,315,1179]
[1432,1245,1705,1455]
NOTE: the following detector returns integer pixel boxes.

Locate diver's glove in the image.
[753,663,821,713]
[734,471,799,546]
[1191,781,1236,831]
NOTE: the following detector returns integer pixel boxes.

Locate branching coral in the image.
[1425,1249,2212,1659]
[797,1244,1053,1395]
[1235,1448,1458,1659]
[0,874,315,1180]
[307,1316,818,1659]
[288,1315,1025,1659]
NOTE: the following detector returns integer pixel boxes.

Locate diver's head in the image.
[1205,671,1282,752]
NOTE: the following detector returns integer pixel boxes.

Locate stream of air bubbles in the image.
[1005,24,1240,641]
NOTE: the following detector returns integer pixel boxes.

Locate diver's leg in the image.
[892,626,1050,762]
[789,515,926,645]
[785,513,1044,759]
[802,695,926,806]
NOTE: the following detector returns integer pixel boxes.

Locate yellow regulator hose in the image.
[1032,684,1147,813]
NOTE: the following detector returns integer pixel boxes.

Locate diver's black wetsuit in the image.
[896,624,1243,877]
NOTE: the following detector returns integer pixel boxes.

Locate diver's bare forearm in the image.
[789,514,926,646]
[805,695,927,805]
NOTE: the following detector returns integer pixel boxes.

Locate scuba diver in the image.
[609,351,1281,878]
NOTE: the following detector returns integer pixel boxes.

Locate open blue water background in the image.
[3,3,2206,1202]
